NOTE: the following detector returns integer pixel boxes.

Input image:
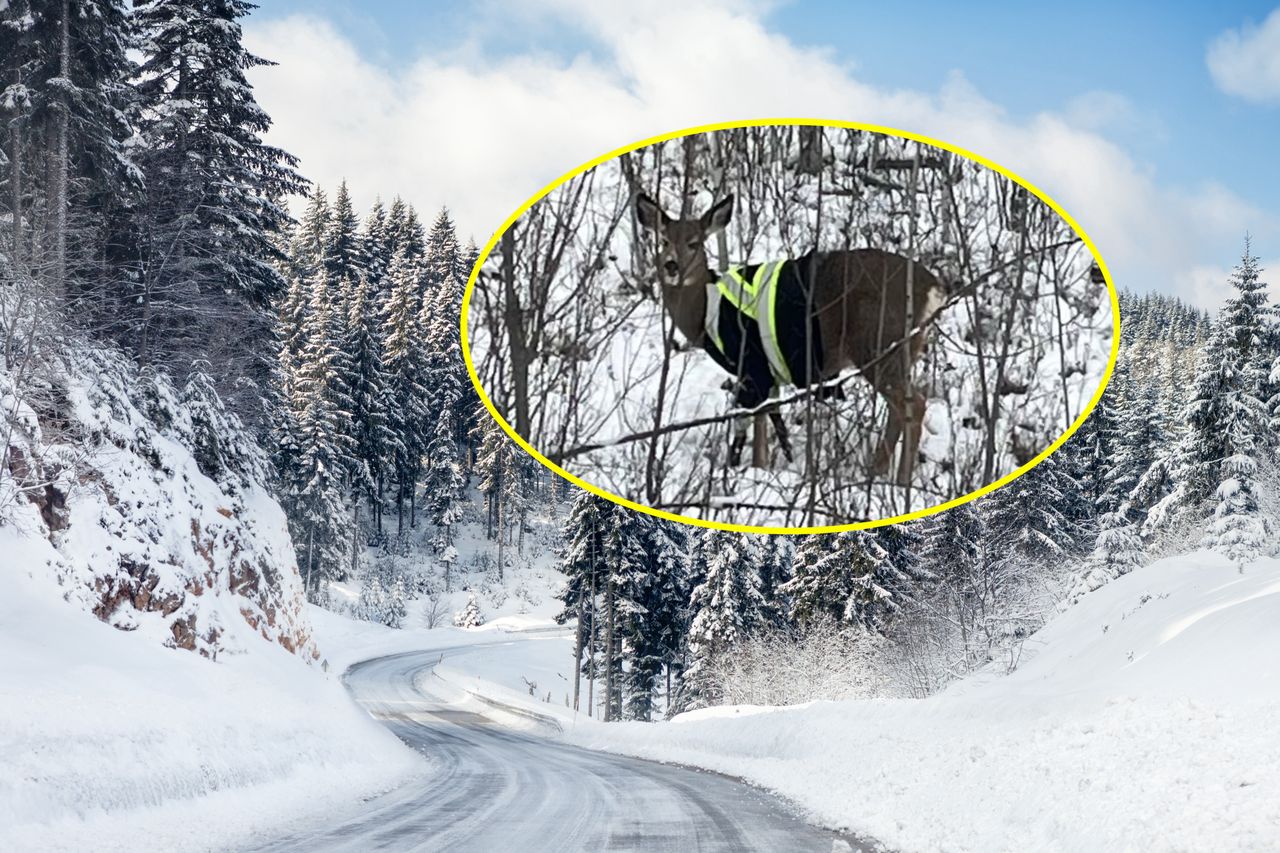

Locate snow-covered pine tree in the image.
[870,522,932,626]
[361,199,391,296]
[916,502,990,668]
[633,517,691,719]
[420,223,471,537]
[1151,245,1273,555]
[1072,370,1126,518]
[681,529,765,709]
[5,0,136,309]
[282,272,356,595]
[919,503,984,591]
[342,272,391,534]
[380,240,430,534]
[424,208,461,292]
[981,451,1081,579]
[454,592,484,628]
[782,530,913,633]
[1110,373,1167,524]
[133,0,305,309]
[472,408,531,576]
[1065,511,1145,604]
[289,186,330,281]
[756,535,794,629]
[323,181,367,286]
[130,0,303,398]
[597,503,649,721]
[555,491,607,714]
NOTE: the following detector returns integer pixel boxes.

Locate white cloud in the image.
[1177,255,1280,312]
[1207,7,1280,102]
[243,1,1273,304]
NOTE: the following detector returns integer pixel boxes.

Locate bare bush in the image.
[703,618,895,706]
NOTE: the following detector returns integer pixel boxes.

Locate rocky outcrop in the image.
[2,345,316,660]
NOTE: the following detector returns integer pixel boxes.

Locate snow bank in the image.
[563,551,1280,852]
[0,536,425,853]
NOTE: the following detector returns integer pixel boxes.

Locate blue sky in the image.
[245,0,1280,307]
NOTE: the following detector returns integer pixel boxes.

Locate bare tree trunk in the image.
[350,494,360,578]
[305,523,315,597]
[603,576,615,722]
[587,561,596,718]
[495,486,506,582]
[9,78,24,273]
[502,227,531,436]
[571,588,585,711]
[50,0,70,297]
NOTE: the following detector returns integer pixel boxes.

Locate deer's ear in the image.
[635,193,668,231]
[702,195,734,234]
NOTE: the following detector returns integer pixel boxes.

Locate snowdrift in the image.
[565,551,1280,852]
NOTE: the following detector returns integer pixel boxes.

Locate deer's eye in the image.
[687,241,700,249]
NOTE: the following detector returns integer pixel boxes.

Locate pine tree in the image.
[380,241,429,533]
[472,409,530,575]
[454,592,484,628]
[555,491,607,714]
[424,207,461,291]
[632,518,691,718]
[342,272,391,531]
[1073,371,1126,518]
[1153,246,1273,546]
[3,0,136,313]
[1066,511,1145,604]
[682,530,765,709]
[1112,380,1166,522]
[981,452,1081,577]
[289,186,329,280]
[323,181,366,285]
[756,536,794,628]
[282,272,356,594]
[133,0,305,309]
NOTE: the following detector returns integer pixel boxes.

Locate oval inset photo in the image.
[463,121,1118,532]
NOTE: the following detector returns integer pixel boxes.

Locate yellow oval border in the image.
[460,118,1121,535]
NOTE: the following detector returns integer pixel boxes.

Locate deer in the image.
[635,193,944,486]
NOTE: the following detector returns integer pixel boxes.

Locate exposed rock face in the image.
[2,346,316,660]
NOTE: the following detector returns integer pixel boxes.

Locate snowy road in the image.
[253,648,865,852]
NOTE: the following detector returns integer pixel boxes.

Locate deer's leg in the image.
[729,417,749,467]
[895,390,927,486]
[767,408,794,464]
[872,384,906,479]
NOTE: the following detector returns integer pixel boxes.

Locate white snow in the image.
[0,537,426,853]
[544,550,1280,852]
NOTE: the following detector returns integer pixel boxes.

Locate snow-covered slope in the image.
[1,343,425,851]
[0,551,425,853]
[563,550,1280,852]
[3,344,311,657]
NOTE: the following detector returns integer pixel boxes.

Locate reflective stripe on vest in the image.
[704,261,793,387]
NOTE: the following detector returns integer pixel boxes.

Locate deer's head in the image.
[635,193,734,289]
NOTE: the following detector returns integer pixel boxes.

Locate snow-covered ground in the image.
[554,550,1280,852]
[283,546,1280,852]
[0,538,428,853]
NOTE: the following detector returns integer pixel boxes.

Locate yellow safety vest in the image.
[704,261,793,387]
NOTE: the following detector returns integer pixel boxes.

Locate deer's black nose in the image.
[663,260,680,278]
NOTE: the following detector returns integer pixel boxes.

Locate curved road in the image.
[254,648,869,852]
